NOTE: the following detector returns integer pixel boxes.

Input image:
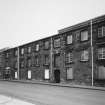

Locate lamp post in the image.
[90,20,94,86]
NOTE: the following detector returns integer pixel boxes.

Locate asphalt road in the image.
[0,81,105,105]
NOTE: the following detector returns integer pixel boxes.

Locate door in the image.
[54,70,60,83]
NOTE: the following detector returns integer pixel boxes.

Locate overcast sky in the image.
[0,0,105,48]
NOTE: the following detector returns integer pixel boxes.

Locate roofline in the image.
[58,14,105,34]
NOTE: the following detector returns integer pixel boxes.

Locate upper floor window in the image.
[27,59,31,67]
[44,41,49,49]
[14,61,17,68]
[35,56,39,65]
[67,35,72,44]
[98,48,105,59]
[44,55,49,65]
[28,46,31,53]
[6,53,9,58]
[98,26,105,38]
[80,30,88,41]
[20,61,24,68]
[14,50,18,56]
[54,38,60,48]
[80,50,89,61]
[21,48,24,55]
[65,52,73,63]
[35,44,39,51]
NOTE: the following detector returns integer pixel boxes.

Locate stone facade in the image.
[1,15,105,86]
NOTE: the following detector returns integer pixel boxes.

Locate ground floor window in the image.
[15,71,18,79]
[66,67,73,80]
[45,69,49,79]
[98,66,105,79]
[28,70,31,79]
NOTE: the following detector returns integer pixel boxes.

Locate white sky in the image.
[0,0,105,48]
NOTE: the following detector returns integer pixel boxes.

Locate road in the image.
[0,81,105,105]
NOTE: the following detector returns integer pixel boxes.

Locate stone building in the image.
[1,14,105,86]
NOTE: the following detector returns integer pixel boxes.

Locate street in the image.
[0,81,105,105]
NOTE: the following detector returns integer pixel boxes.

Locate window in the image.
[67,35,72,44]
[54,38,60,48]
[45,69,50,79]
[35,56,39,65]
[28,46,31,53]
[28,70,31,79]
[98,48,105,59]
[6,53,9,58]
[44,41,49,49]
[44,55,49,65]
[35,44,39,51]
[21,48,24,55]
[98,66,105,79]
[27,59,31,67]
[66,67,73,79]
[81,30,88,41]
[54,54,60,67]
[98,26,105,37]
[14,61,18,68]
[65,52,73,63]
[15,71,18,79]
[81,50,89,61]
[14,50,18,56]
[20,61,24,68]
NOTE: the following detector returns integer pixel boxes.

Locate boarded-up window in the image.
[66,67,73,79]
[81,50,89,61]
[81,30,88,41]
[98,26,105,37]
[15,71,18,79]
[28,70,31,79]
[67,35,72,44]
[98,66,105,79]
[45,69,49,79]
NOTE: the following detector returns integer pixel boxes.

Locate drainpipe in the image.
[17,47,20,80]
[90,20,94,86]
[50,37,53,82]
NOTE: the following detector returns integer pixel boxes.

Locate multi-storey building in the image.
[1,14,105,86]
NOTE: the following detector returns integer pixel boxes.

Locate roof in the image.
[58,14,105,34]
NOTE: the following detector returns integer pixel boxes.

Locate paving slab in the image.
[0,95,35,105]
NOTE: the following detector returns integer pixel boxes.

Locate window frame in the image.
[67,35,73,44]
[44,40,50,50]
[27,46,31,54]
[35,44,40,51]
[54,38,61,48]
[98,26,105,38]
[20,48,24,55]
[80,50,89,62]
[80,30,88,41]
[98,48,105,59]
[65,52,73,64]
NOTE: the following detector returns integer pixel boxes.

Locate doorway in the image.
[54,70,60,83]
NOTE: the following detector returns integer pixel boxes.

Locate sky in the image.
[0,0,105,49]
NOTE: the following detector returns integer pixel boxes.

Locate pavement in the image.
[0,81,105,105]
[0,95,35,105]
[1,79,105,91]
